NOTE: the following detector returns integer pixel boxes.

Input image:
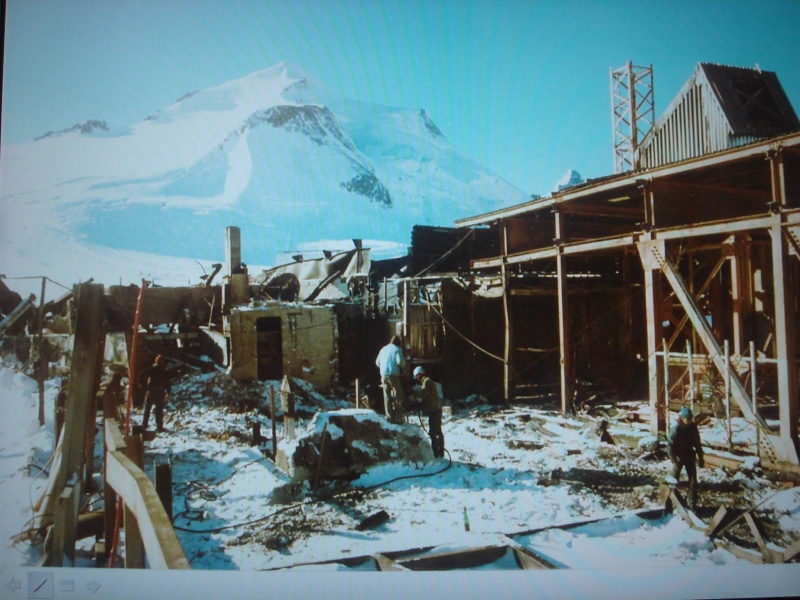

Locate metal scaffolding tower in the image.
[611,62,655,173]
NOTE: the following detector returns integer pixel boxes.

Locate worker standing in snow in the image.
[375,335,406,424]
[141,354,170,432]
[667,406,704,508]
[412,366,445,458]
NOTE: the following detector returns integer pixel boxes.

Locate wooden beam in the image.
[397,544,508,570]
[456,133,800,228]
[105,450,190,570]
[769,222,799,460]
[744,512,772,563]
[48,474,80,567]
[558,202,642,219]
[470,210,800,271]
[706,506,730,538]
[555,211,572,416]
[51,283,105,562]
[496,535,558,570]
[124,434,145,569]
[371,553,409,571]
[637,238,666,435]
[783,538,800,563]
[502,222,513,403]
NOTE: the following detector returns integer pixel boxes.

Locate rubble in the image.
[275,409,435,481]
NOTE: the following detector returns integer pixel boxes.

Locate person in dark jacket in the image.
[667,406,704,508]
[141,355,170,432]
[412,366,445,458]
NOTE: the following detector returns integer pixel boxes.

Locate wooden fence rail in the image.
[104,418,190,569]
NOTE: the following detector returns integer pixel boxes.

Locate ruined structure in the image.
[450,64,800,466]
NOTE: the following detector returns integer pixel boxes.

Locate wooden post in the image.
[769,219,798,457]
[663,339,670,427]
[38,277,47,426]
[50,473,79,567]
[502,221,514,404]
[750,341,759,456]
[270,386,277,459]
[280,376,295,441]
[124,280,147,436]
[637,239,666,436]
[314,423,328,490]
[49,283,105,562]
[124,433,145,569]
[687,340,695,412]
[103,393,121,560]
[555,211,572,416]
[725,340,732,452]
[155,462,173,523]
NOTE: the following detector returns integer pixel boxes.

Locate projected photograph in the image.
[1,1,799,598]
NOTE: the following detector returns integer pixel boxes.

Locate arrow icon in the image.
[86,580,101,594]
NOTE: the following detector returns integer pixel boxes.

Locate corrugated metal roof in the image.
[699,62,800,136]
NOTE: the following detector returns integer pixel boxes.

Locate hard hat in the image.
[413,366,425,378]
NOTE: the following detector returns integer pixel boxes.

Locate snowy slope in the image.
[0,62,528,295]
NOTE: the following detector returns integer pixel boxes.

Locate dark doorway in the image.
[256,317,282,380]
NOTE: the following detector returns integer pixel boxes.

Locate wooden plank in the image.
[715,539,764,564]
[669,490,704,531]
[706,506,730,538]
[49,476,80,567]
[744,513,771,563]
[704,452,745,471]
[124,434,145,569]
[398,544,508,571]
[105,450,190,569]
[372,553,409,571]
[783,538,800,563]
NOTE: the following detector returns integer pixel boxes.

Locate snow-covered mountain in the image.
[552,168,584,193]
[0,62,527,293]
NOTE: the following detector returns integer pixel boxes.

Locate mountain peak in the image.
[552,169,584,193]
[35,119,110,141]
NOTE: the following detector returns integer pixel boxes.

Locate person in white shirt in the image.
[375,335,406,424]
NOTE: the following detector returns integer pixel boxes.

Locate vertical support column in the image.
[769,148,798,459]
[501,222,514,403]
[555,210,572,416]
[637,238,666,436]
[48,283,105,565]
[770,220,798,454]
[729,236,750,356]
[225,226,242,276]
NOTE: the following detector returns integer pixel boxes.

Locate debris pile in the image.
[276,409,435,481]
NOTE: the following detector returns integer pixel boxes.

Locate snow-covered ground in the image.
[2,355,799,599]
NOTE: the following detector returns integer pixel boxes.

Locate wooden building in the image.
[454,65,800,467]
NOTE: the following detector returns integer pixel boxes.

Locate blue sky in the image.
[2,0,799,196]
